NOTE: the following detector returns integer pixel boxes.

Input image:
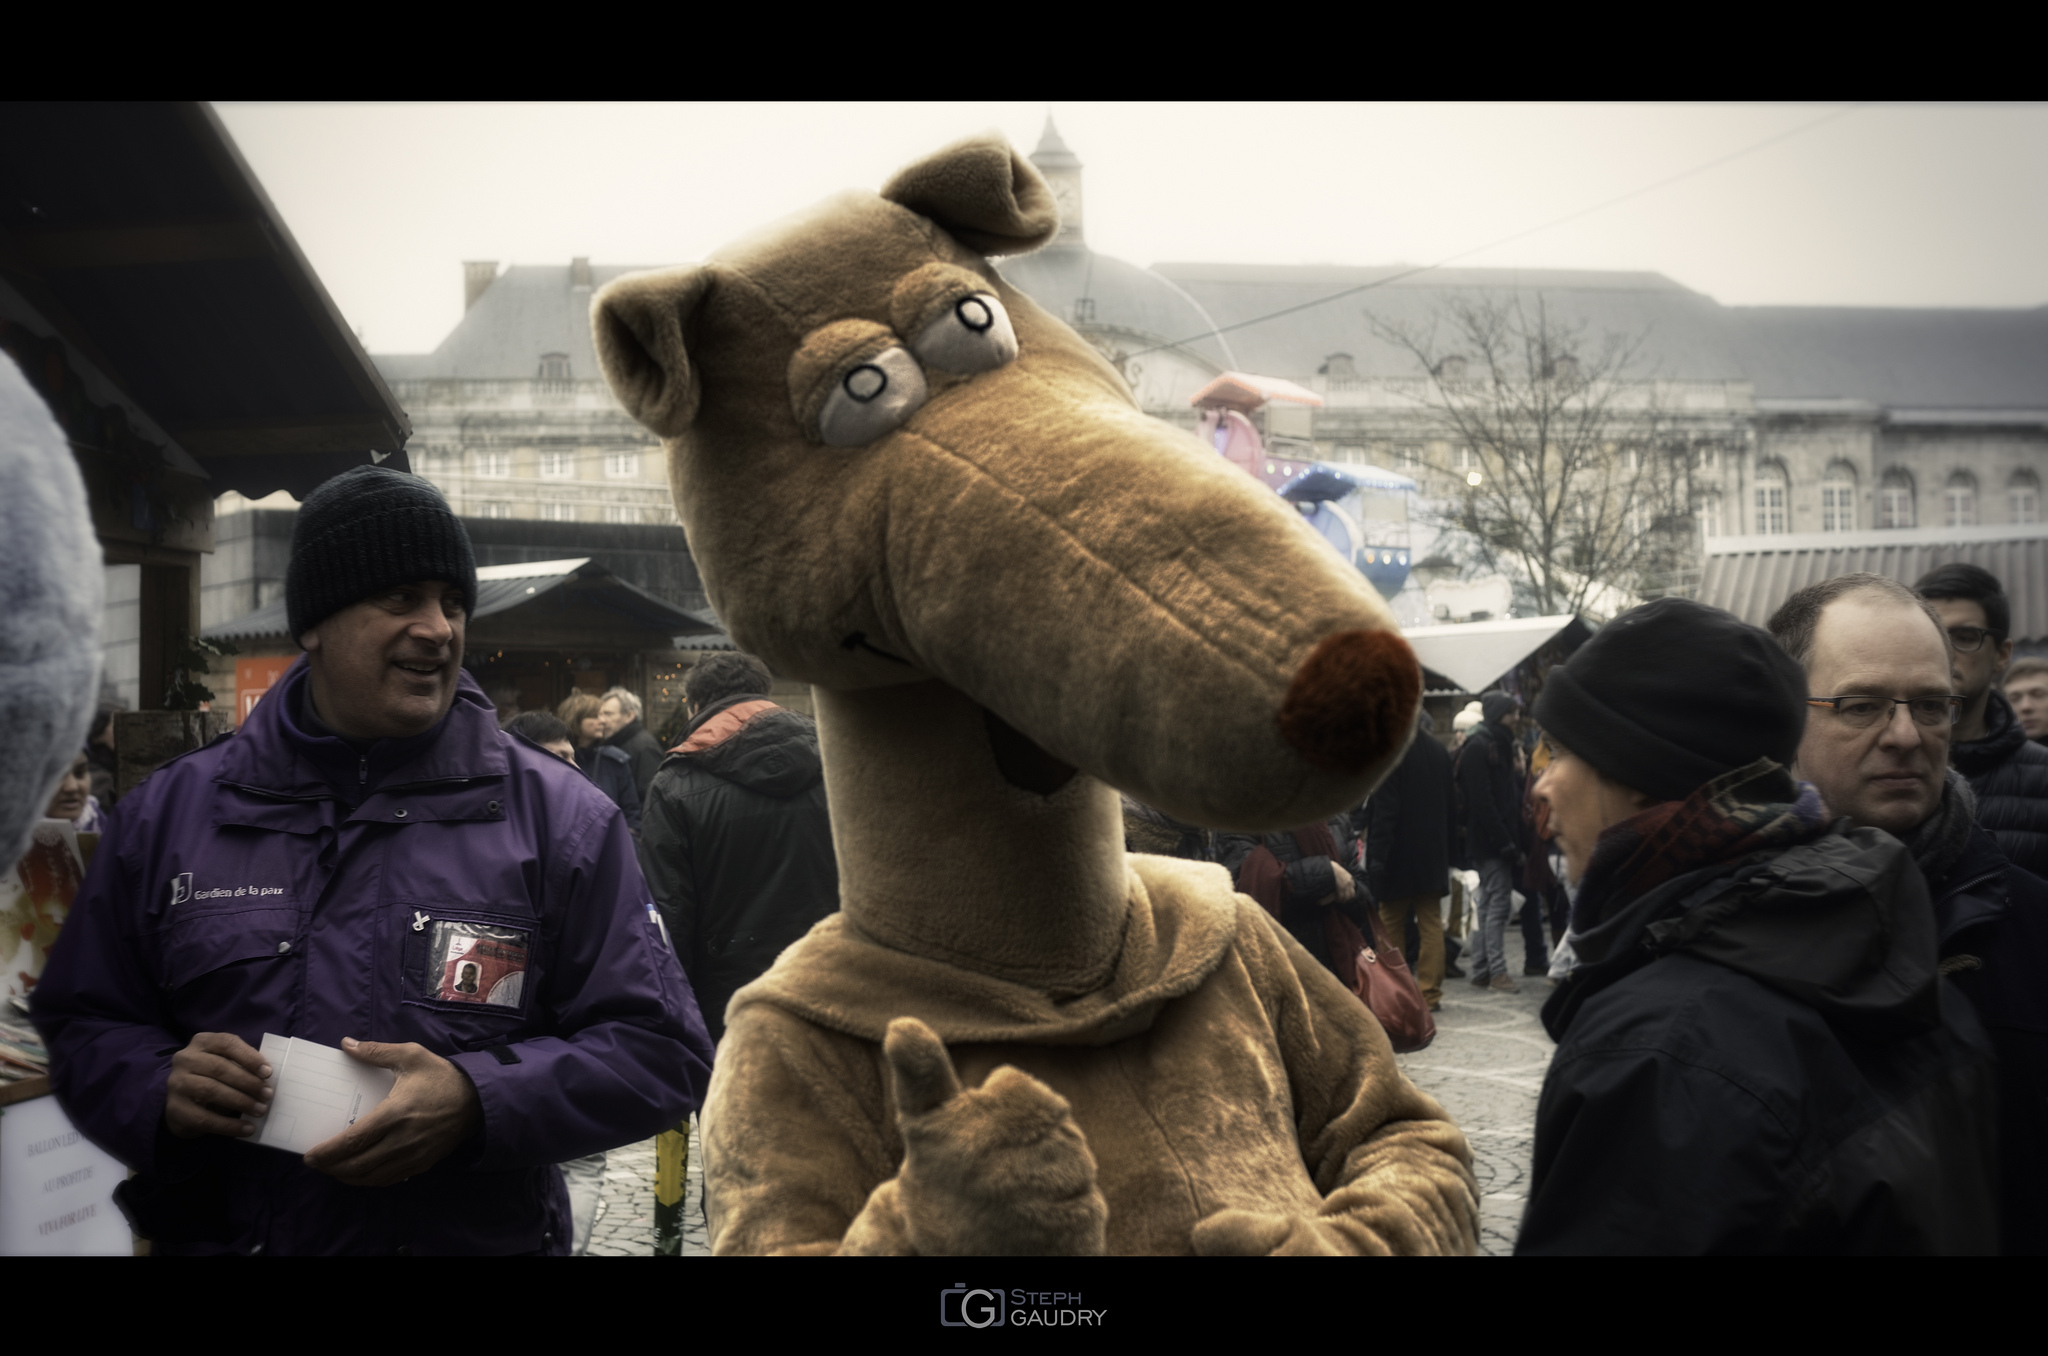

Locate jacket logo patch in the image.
[169,873,192,907]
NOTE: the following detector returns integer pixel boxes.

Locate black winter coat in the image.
[1366,715,1455,901]
[1518,827,2000,1255]
[639,697,838,1042]
[1929,823,2048,1255]
[578,742,642,834]
[1215,820,1371,979]
[1951,690,2048,879]
[602,718,666,806]
[1454,721,1522,866]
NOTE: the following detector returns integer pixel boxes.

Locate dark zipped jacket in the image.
[1928,823,2048,1254]
[1951,690,2048,879]
[1454,721,1521,866]
[1518,826,1999,1255]
[640,695,838,1042]
[1367,713,1455,901]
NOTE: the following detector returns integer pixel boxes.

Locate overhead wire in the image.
[1123,104,1868,360]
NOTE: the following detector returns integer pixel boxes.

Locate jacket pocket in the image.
[398,907,536,1021]
[163,908,298,991]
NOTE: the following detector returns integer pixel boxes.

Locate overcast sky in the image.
[215,102,2048,356]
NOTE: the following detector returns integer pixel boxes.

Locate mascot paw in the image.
[880,1016,1107,1256]
[1192,1209,1348,1257]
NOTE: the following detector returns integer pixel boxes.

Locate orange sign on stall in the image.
[237,656,296,723]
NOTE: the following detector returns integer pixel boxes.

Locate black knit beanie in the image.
[1532,597,1807,802]
[286,466,477,638]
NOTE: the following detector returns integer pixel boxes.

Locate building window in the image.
[1820,464,1857,532]
[1332,444,1369,465]
[1394,446,1421,471]
[476,451,511,479]
[1945,471,1977,528]
[474,501,512,520]
[605,451,640,479]
[603,504,640,524]
[538,352,571,384]
[1753,463,1788,535]
[1696,446,1720,477]
[1878,469,1915,529]
[1452,445,1476,472]
[539,450,574,479]
[541,502,577,522]
[1698,493,1722,540]
[2012,470,2041,525]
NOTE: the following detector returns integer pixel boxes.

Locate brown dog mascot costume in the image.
[592,134,1479,1256]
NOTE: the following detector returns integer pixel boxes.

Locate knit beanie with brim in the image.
[1532,597,1807,803]
[286,466,477,638]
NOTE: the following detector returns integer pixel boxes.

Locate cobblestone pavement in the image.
[582,913,1560,1259]
[1392,910,1557,1256]
[584,1118,710,1257]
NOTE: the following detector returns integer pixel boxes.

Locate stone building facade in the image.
[372,258,673,525]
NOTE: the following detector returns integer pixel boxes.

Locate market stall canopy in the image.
[1700,522,2048,644]
[0,102,411,498]
[1189,370,1325,411]
[205,558,722,649]
[1403,615,1590,694]
[1276,462,1418,503]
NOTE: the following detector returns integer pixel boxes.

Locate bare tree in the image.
[1369,293,1701,617]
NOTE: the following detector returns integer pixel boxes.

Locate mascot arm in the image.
[706,1009,1107,1256]
[843,1017,1107,1256]
[1192,917,1479,1257]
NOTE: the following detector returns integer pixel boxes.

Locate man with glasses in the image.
[1770,572,2048,1254]
[1915,564,2048,878]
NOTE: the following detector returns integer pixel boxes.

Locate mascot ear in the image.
[592,266,713,437]
[881,133,1060,257]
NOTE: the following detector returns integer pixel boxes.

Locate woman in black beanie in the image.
[1516,597,1998,1255]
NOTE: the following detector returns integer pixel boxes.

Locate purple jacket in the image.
[31,660,713,1255]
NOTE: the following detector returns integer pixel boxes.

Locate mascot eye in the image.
[912,293,1018,374]
[816,346,929,447]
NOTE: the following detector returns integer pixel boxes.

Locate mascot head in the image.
[593,134,1417,829]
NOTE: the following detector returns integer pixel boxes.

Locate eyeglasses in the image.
[1806,695,1963,729]
[1946,626,2003,653]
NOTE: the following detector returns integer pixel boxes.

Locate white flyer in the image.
[245,1034,397,1156]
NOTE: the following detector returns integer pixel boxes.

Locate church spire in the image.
[1029,117,1083,247]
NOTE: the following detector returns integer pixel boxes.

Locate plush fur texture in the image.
[0,355,102,869]
[593,134,1472,1255]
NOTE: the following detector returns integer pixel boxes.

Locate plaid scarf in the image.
[1572,758,1830,934]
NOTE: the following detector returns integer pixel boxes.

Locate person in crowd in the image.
[1770,572,2048,1255]
[1916,563,2048,877]
[503,705,620,1257]
[2010,656,2048,745]
[599,686,665,806]
[1122,794,1213,860]
[1451,700,1481,746]
[1517,596,1999,1255]
[87,704,120,809]
[1218,819,1373,985]
[1367,710,1456,1010]
[42,748,103,832]
[1456,691,1526,992]
[558,691,605,756]
[640,652,837,1045]
[31,466,713,1256]
[535,702,642,835]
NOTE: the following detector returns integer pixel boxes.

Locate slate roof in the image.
[374,263,662,382]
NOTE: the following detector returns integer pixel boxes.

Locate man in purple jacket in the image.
[32,467,714,1255]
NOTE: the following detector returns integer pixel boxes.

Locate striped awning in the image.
[1700,523,2048,642]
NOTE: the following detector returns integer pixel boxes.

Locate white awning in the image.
[1402,615,1586,694]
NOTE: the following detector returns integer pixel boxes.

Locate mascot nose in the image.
[1276,629,1422,777]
